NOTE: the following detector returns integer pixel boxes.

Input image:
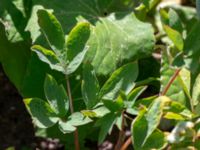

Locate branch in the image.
[114,111,125,150]
[120,136,132,150]
[161,68,181,96]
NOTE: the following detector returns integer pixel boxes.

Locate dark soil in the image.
[0,65,65,150]
[0,65,36,149]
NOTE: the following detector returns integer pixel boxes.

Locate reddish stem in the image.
[66,76,80,150]
[114,111,125,150]
[161,69,181,96]
[120,136,132,150]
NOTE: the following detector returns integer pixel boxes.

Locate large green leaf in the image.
[37,9,65,52]
[82,63,100,109]
[0,22,31,90]
[183,22,200,75]
[24,98,59,128]
[87,13,155,74]
[44,74,69,117]
[100,62,138,100]
[66,22,90,62]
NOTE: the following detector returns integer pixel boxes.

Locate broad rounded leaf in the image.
[87,13,155,74]
[24,98,58,128]
[66,22,91,61]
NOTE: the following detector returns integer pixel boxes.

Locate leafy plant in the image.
[1,0,200,149]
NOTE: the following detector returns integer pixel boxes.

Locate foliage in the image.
[1,0,200,149]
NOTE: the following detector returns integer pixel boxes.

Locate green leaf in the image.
[87,13,155,75]
[92,106,110,117]
[197,0,200,20]
[132,109,148,149]
[82,63,100,109]
[164,101,193,119]
[0,22,31,91]
[132,96,170,148]
[67,112,92,127]
[44,74,69,117]
[192,73,200,106]
[183,22,200,74]
[132,112,167,150]
[31,45,65,73]
[81,110,97,118]
[135,95,157,108]
[141,129,167,150]
[144,96,170,143]
[58,120,76,134]
[164,112,186,120]
[127,86,147,107]
[37,9,65,52]
[100,62,138,100]
[163,25,184,51]
[24,98,59,128]
[66,46,88,75]
[168,8,183,33]
[58,112,92,134]
[66,22,91,62]
[103,95,124,112]
[95,113,117,144]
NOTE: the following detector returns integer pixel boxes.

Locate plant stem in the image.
[120,136,132,150]
[161,68,181,96]
[66,76,80,150]
[115,111,125,150]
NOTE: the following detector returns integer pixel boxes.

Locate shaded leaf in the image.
[66,46,88,75]
[67,112,92,127]
[95,113,117,144]
[127,86,147,107]
[24,98,58,128]
[100,62,138,100]
[82,63,100,109]
[44,74,69,117]
[58,120,76,134]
